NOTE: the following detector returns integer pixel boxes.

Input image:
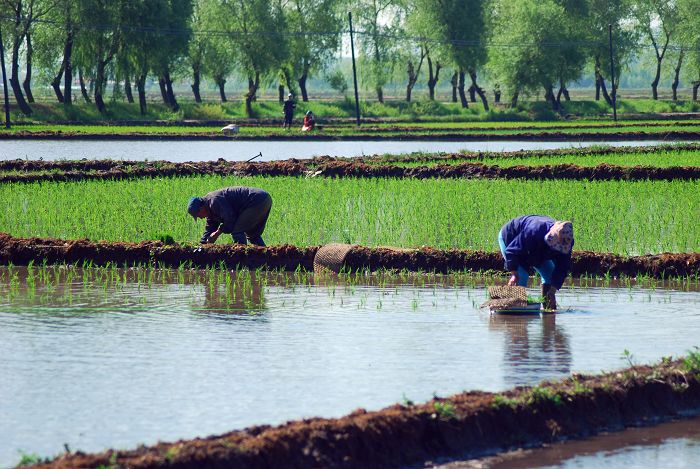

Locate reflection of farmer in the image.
[301,111,316,132]
[282,93,296,129]
[498,215,574,310]
[188,187,272,246]
[489,314,571,387]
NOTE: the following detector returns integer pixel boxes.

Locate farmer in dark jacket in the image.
[498,215,574,310]
[282,93,296,129]
[187,187,272,246]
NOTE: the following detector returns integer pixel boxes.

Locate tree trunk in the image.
[595,80,600,100]
[299,68,309,102]
[562,86,570,101]
[191,67,202,103]
[450,72,458,102]
[672,51,684,101]
[278,84,284,103]
[376,86,384,103]
[158,77,169,105]
[124,76,134,103]
[468,85,476,102]
[164,72,178,111]
[693,81,700,101]
[245,73,260,118]
[23,33,34,103]
[457,70,468,108]
[136,74,147,115]
[94,60,107,114]
[544,84,558,111]
[79,68,91,103]
[427,56,441,101]
[51,62,65,103]
[216,78,227,102]
[9,42,32,115]
[63,30,74,107]
[651,59,661,100]
[406,60,416,102]
[468,70,489,111]
[494,86,501,103]
[510,90,519,107]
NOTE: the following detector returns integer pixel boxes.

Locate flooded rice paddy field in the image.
[444,415,700,468]
[1,267,700,467]
[0,139,681,162]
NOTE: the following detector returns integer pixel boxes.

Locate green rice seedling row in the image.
[1,176,698,255]
[385,148,700,168]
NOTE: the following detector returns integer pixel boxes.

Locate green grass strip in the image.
[2,176,698,255]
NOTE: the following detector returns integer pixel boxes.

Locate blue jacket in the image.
[500,215,572,289]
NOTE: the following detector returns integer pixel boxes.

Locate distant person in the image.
[187,187,272,246]
[301,110,316,132]
[282,93,296,129]
[498,215,574,310]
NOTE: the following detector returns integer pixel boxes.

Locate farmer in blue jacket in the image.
[187,187,272,246]
[498,215,574,310]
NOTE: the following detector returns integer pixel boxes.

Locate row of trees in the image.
[1,0,700,117]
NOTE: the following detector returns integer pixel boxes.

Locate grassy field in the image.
[1,176,698,255]
[377,148,700,168]
[7,98,700,124]
[4,121,700,139]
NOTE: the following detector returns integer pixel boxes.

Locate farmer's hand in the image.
[207,229,222,244]
[507,272,519,286]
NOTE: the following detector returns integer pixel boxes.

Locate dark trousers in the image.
[283,112,293,126]
[231,194,272,246]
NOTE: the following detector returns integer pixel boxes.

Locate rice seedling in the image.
[1,176,698,255]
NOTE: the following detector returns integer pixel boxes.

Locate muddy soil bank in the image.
[4,159,700,183]
[1,234,698,278]
[30,359,700,469]
[3,143,699,172]
[2,129,700,141]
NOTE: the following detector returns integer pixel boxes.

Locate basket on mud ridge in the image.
[313,243,355,274]
[480,286,541,314]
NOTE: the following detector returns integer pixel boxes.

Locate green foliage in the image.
[433,400,456,419]
[2,175,699,255]
[525,386,563,406]
[683,347,700,374]
[492,394,518,409]
[326,70,349,95]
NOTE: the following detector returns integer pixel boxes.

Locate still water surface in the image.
[0,139,683,162]
[1,269,699,466]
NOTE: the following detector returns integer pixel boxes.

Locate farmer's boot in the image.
[542,283,557,311]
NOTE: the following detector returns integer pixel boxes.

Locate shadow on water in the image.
[488,314,571,387]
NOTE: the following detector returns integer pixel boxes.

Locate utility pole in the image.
[348,12,361,127]
[0,22,11,129]
[608,24,617,123]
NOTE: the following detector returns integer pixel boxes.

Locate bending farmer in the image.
[188,187,272,246]
[498,215,574,310]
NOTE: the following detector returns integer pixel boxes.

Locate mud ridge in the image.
[3,130,700,141]
[4,159,700,184]
[1,234,699,278]
[29,358,700,469]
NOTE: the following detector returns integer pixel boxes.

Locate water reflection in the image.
[198,272,267,315]
[488,314,571,386]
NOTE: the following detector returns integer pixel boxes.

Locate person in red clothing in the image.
[301,110,316,132]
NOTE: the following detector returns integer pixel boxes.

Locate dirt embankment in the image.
[4,158,700,184]
[29,358,700,469]
[3,129,700,141]
[1,234,699,278]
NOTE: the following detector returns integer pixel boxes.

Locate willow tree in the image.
[677,0,700,101]
[284,0,342,101]
[213,0,285,117]
[586,0,638,105]
[488,0,586,111]
[353,0,404,103]
[634,0,679,100]
[422,0,488,110]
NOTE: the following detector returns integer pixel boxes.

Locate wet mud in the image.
[1,234,698,278]
[3,155,700,184]
[2,129,700,141]
[29,358,700,469]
